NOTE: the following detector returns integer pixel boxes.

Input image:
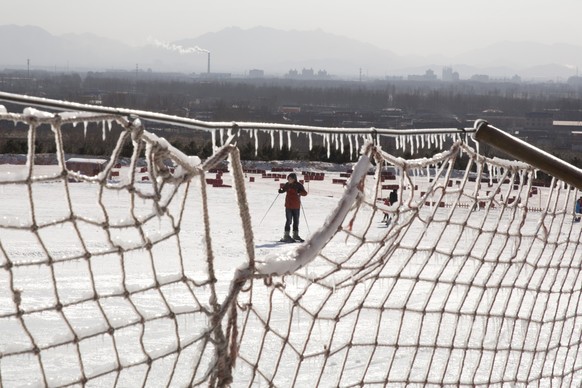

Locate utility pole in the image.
[134,63,139,94]
[27,59,31,93]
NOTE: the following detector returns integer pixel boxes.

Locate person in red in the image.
[278,173,308,242]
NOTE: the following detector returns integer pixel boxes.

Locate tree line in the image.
[2,69,582,167]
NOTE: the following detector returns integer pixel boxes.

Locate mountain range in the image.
[0,24,580,81]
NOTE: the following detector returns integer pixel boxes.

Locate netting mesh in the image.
[245,143,582,387]
[0,106,581,387]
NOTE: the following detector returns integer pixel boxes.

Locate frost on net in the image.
[0,106,580,387]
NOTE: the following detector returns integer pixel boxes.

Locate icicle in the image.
[211,130,216,150]
[326,134,331,159]
[254,129,258,156]
[308,132,313,151]
[348,135,353,160]
[421,133,425,148]
[107,120,113,131]
[410,135,415,155]
[219,128,224,146]
[102,121,106,141]
[355,135,360,154]
[277,130,282,150]
[287,131,292,150]
[250,129,259,156]
[83,122,88,138]
[395,135,399,150]
[340,134,344,154]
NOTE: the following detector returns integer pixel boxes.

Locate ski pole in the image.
[301,203,311,234]
[259,193,280,226]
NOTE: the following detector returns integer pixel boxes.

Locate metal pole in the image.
[474,120,582,190]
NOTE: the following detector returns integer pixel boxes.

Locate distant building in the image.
[199,72,231,79]
[442,67,459,82]
[300,68,314,78]
[279,106,301,114]
[408,69,437,81]
[248,69,264,78]
[517,111,555,147]
[569,129,582,151]
[285,68,329,79]
[553,121,582,151]
[525,112,553,129]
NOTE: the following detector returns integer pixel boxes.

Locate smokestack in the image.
[207,52,210,74]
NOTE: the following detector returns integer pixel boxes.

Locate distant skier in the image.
[389,188,398,206]
[382,197,391,223]
[382,188,399,225]
[278,173,308,242]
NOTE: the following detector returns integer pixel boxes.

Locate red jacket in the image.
[279,182,307,209]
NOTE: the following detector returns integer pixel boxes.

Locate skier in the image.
[381,197,390,223]
[389,188,398,206]
[278,172,308,242]
[382,188,399,225]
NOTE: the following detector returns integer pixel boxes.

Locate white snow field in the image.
[0,105,581,387]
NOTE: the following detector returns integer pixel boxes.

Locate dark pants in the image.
[284,208,300,231]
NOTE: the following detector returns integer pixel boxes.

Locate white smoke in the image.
[149,38,209,54]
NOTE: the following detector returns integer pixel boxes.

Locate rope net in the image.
[0,106,581,387]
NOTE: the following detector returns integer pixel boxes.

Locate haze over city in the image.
[3,0,581,57]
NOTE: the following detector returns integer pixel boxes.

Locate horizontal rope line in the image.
[0,91,475,136]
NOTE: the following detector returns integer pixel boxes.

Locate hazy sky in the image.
[3,0,581,56]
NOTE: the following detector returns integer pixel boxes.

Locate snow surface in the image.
[1,157,581,386]
[0,163,371,386]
